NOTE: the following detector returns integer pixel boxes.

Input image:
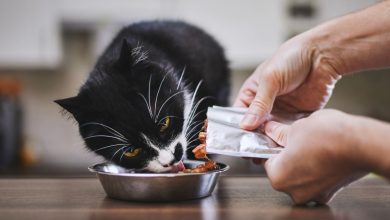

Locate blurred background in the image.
[0,0,388,177]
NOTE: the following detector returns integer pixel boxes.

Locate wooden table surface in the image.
[0,176,389,220]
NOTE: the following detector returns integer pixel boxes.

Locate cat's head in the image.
[55,40,198,172]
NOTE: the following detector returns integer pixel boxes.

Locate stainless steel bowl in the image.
[89,160,229,202]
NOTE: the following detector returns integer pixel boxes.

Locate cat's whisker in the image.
[93,143,126,152]
[187,110,207,131]
[186,96,209,127]
[154,73,169,121]
[184,96,213,134]
[138,93,153,118]
[185,124,201,139]
[84,135,128,143]
[189,81,203,113]
[105,131,125,141]
[119,146,133,163]
[183,109,207,134]
[186,140,202,149]
[183,80,201,133]
[187,96,213,125]
[148,74,153,118]
[186,137,200,149]
[110,145,128,162]
[185,103,213,148]
[188,127,203,141]
[186,129,203,144]
[189,109,207,121]
[185,120,203,138]
[81,122,127,140]
[155,90,186,121]
[186,143,198,150]
[176,66,186,90]
[119,151,125,163]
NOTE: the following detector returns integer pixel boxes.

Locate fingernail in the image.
[241,114,260,129]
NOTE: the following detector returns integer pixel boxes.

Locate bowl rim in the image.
[88,160,229,177]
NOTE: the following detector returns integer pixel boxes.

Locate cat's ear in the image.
[54,96,81,116]
[114,39,133,71]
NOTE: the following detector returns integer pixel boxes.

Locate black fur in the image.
[55,21,229,172]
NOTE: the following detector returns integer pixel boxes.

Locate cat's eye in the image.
[159,117,170,132]
[124,148,141,157]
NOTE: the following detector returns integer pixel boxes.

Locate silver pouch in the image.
[206,106,282,158]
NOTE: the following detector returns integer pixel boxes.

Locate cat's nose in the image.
[162,160,175,167]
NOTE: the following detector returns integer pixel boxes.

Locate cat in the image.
[55,21,229,173]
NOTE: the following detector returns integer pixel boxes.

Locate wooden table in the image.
[0,176,389,220]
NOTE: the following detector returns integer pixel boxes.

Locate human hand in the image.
[234,33,342,130]
[264,109,367,205]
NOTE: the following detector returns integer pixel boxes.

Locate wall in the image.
[1,31,103,175]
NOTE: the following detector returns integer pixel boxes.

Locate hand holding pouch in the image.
[206,106,282,158]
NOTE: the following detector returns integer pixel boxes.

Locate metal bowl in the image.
[88,160,229,202]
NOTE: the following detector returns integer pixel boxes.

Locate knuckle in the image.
[290,191,309,205]
[262,68,283,90]
[268,174,286,191]
[275,127,287,145]
[261,69,275,81]
[250,98,269,113]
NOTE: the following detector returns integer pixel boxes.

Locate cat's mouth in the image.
[169,161,185,173]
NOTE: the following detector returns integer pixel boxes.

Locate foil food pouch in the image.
[206,106,282,158]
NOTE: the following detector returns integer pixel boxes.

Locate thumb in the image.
[240,77,278,130]
[264,121,290,146]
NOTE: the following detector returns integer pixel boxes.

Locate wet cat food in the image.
[183,120,218,173]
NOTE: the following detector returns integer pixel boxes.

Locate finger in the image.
[233,81,258,107]
[252,158,267,165]
[264,121,291,146]
[240,76,278,130]
[264,155,284,191]
[264,155,276,173]
[233,99,248,107]
[265,156,311,205]
[233,92,253,107]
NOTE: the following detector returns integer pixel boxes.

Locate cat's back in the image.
[95,20,229,106]
[101,21,227,71]
[115,20,222,54]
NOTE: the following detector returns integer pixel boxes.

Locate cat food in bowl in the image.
[89,160,229,202]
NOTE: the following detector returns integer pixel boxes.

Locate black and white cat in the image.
[55,21,229,172]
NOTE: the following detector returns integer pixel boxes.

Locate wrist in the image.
[327,113,369,172]
[352,115,390,177]
[303,22,352,76]
[343,114,373,171]
[303,1,390,76]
